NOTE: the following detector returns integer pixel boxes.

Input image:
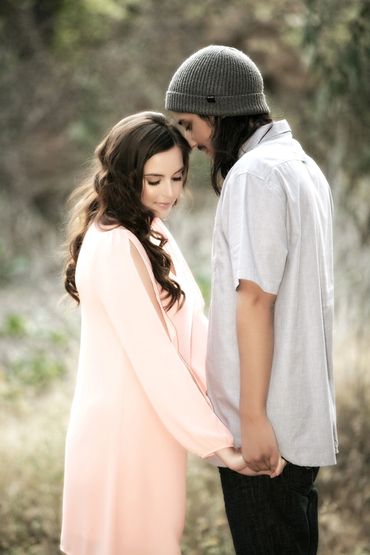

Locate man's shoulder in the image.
[230,137,307,182]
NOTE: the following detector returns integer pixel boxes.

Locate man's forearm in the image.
[236,280,276,421]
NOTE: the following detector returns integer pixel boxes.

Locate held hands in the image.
[241,413,286,478]
[215,415,286,478]
[215,447,272,477]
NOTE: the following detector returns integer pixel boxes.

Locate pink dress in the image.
[60,218,233,555]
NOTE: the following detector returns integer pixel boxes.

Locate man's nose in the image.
[185,131,197,149]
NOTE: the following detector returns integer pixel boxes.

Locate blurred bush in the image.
[0,0,369,264]
[0,309,70,405]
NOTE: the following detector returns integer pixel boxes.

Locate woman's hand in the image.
[215,447,286,477]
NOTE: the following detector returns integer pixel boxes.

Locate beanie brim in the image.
[165,91,270,116]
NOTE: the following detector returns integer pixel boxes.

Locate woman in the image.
[60,112,263,555]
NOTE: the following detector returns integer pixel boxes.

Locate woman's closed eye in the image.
[147,176,182,186]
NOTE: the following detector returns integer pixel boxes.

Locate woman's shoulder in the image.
[88,221,152,266]
[87,221,138,256]
[91,220,143,241]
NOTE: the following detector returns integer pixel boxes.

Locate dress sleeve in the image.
[189,303,208,395]
[93,227,233,458]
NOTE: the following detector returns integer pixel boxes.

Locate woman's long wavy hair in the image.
[204,113,272,195]
[64,111,191,310]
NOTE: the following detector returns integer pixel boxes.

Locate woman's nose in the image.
[161,180,174,196]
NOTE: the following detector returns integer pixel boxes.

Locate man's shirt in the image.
[207,120,338,467]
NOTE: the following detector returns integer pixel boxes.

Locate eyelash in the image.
[147,176,183,186]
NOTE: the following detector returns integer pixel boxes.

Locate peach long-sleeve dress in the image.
[60,217,233,555]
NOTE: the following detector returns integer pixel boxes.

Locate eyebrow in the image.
[144,166,184,177]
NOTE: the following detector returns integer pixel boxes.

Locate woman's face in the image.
[141,145,185,219]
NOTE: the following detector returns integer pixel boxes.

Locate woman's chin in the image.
[153,207,173,220]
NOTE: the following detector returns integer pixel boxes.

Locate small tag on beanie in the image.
[206,95,216,103]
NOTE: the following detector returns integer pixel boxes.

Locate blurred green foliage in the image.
[0,311,69,398]
[0,313,28,337]
[9,351,66,389]
[0,0,367,302]
[302,0,370,207]
[0,0,368,285]
[0,241,29,286]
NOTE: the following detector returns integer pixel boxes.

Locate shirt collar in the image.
[239,119,292,157]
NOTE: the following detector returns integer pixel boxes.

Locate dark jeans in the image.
[219,462,320,555]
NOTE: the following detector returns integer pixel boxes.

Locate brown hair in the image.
[64,111,190,310]
[203,113,272,195]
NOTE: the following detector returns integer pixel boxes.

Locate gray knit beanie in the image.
[165,45,269,116]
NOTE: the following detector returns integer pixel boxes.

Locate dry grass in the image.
[1,283,369,554]
[0,389,69,555]
[1,369,369,555]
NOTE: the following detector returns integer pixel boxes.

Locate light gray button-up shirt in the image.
[206,120,338,467]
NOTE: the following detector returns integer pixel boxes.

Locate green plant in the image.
[1,313,28,337]
[9,351,66,390]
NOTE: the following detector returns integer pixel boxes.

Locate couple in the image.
[60,46,338,555]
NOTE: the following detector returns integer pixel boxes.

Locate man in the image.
[165,45,338,555]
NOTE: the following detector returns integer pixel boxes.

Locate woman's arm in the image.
[128,234,279,476]
[93,227,234,458]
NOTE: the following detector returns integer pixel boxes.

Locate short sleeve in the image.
[93,227,233,458]
[223,171,288,294]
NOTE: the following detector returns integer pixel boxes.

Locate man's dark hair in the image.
[202,114,272,195]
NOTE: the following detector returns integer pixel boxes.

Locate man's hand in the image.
[241,413,281,475]
[216,446,272,477]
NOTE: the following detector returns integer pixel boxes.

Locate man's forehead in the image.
[172,112,195,122]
